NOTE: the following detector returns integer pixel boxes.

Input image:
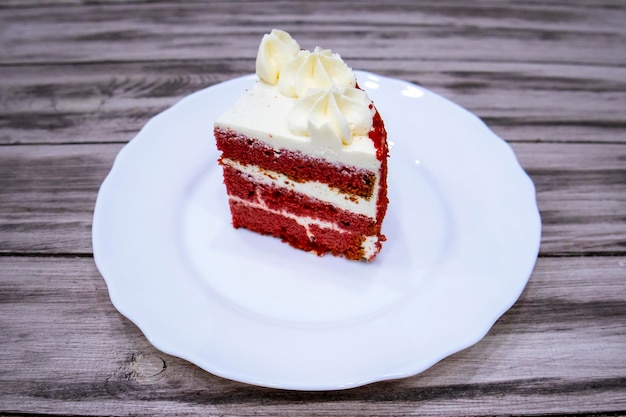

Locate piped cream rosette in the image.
[288,88,375,149]
[256,29,300,85]
[277,47,356,98]
[255,29,373,149]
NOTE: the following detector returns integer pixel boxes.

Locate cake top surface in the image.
[215,30,382,167]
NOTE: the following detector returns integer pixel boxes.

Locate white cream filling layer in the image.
[230,195,342,237]
[215,81,379,171]
[223,158,379,219]
[229,195,380,260]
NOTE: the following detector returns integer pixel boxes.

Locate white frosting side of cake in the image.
[215,81,380,171]
[361,236,380,260]
[222,158,379,218]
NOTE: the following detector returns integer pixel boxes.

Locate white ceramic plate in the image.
[92,71,541,390]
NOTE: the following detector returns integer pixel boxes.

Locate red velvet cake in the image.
[214,30,389,261]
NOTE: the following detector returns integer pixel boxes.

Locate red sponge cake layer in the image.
[229,201,375,260]
[222,165,380,236]
[216,129,377,198]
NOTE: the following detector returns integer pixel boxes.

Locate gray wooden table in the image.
[1,1,625,416]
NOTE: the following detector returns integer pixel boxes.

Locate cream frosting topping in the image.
[214,81,379,170]
[277,47,356,98]
[252,30,372,151]
[218,30,379,167]
[288,87,375,147]
[255,29,300,85]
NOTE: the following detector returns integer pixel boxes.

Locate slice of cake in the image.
[213,29,389,261]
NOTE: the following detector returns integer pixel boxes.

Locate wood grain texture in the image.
[1,0,625,415]
[1,142,624,255]
[1,1,625,146]
[1,256,625,416]
[2,1,625,64]
[0,144,123,254]
[1,58,624,145]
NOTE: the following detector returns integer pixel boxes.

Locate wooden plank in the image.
[0,142,624,255]
[0,144,123,254]
[1,1,624,65]
[1,255,624,416]
[0,1,623,416]
[511,142,626,255]
[1,59,624,145]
